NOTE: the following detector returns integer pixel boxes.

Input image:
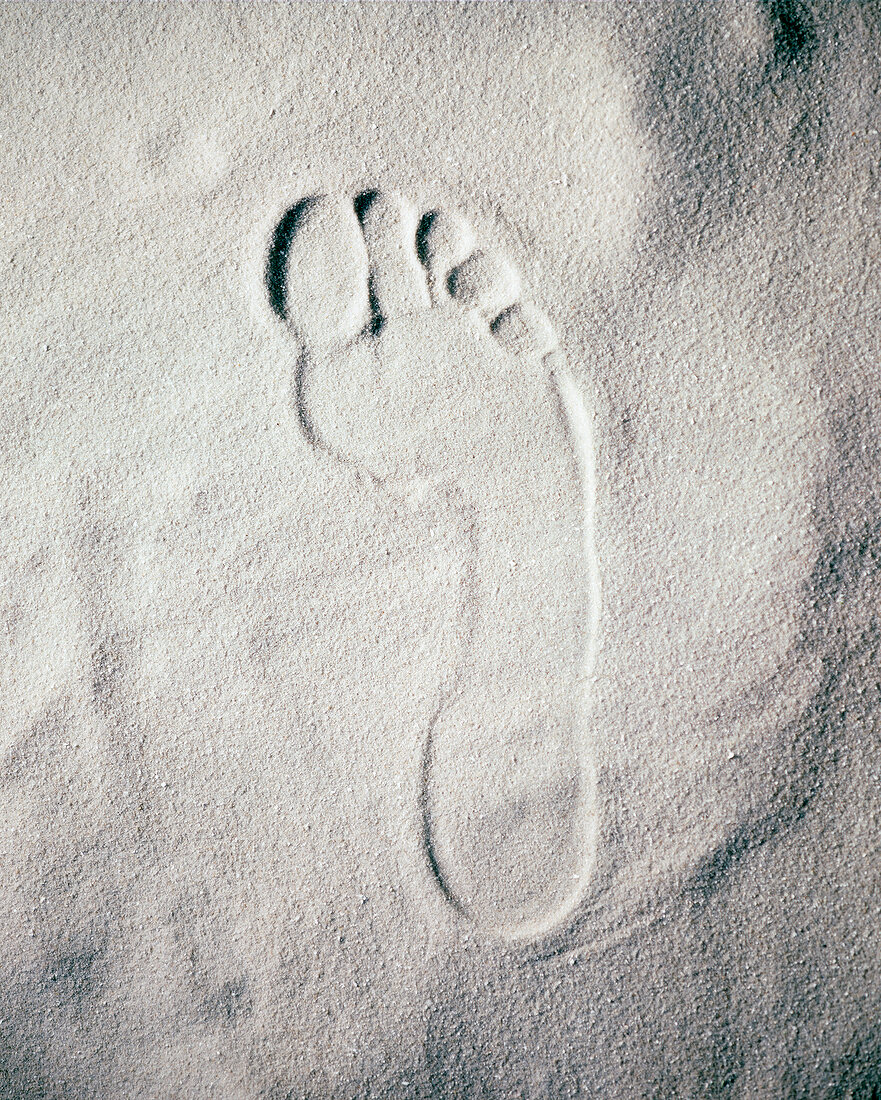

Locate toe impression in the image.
[355,191,430,324]
[491,302,558,359]
[448,250,521,317]
[416,210,475,299]
[270,195,369,350]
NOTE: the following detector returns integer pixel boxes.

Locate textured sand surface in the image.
[0,3,879,1097]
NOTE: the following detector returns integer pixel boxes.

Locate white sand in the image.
[0,3,879,1097]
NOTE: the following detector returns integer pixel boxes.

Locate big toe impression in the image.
[269,195,369,349]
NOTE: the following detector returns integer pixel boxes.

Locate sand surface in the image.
[0,3,879,1097]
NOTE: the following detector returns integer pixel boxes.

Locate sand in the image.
[0,2,879,1097]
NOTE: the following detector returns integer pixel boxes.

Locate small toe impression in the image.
[269,195,369,349]
[416,210,475,292]
[448,251,521,317]
[491,303,558,358]
[355,190,430,324]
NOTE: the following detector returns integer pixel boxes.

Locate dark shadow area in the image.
[364,275,384,336]
[762,0,817,69]
[685,392,881,905]
[204,976,253,1027]
[419,699,472,924]
[842,1026,881,1100]
[616,2,834,276]
[265,197,322,321]
[353,191,385,334]
[0,1022,56,1100]
[44,939,107,1010]
[414,210,440,268]
[293,347,321,450]
[352,189,380,225]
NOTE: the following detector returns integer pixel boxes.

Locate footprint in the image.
[265,189,600,942]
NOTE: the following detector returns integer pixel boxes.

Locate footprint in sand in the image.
[264,190,600,942]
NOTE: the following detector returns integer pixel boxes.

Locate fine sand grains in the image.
[0,3,879,1098]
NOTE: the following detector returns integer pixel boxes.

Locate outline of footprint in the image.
[264,189,601,944]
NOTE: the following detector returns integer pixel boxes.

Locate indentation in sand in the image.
[265,189,600,940]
